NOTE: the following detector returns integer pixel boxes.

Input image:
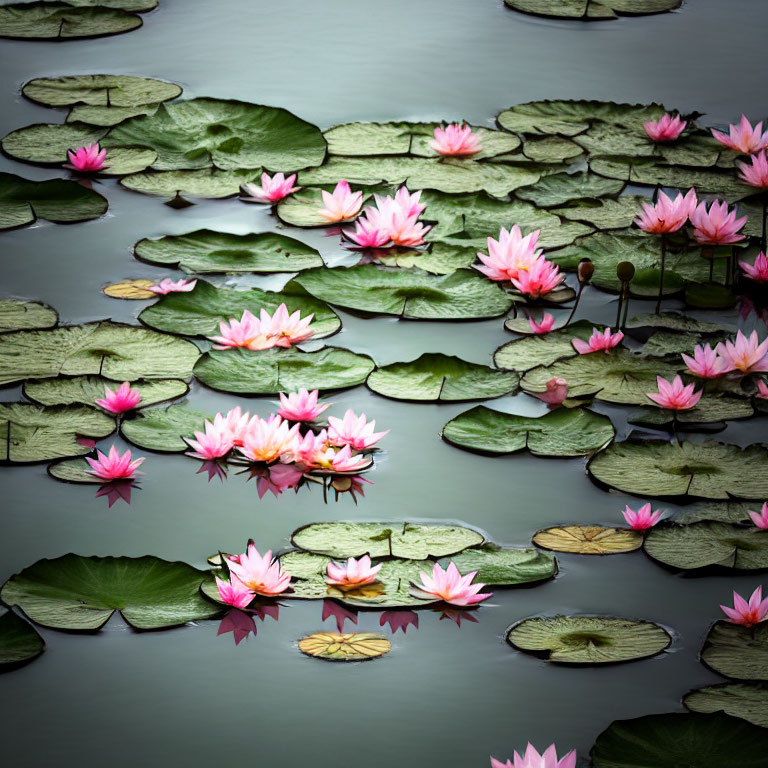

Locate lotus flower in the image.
[277,388,330,422]
[531,377,568,408]
[64,143,108,172]
[289,428,330,468]
[633,189,696,234]
[528,313,555,334]
[327,409,389,450]
[510,256,564,299]
[757,380,768,399]
[491,743,576,768]
[208,310,271,350]
[85,445,145,480]
[716,330,768,374]
[748,503,768,529]
[380,610,419,634]
[571,327,623,354]
[146,278,197,295]
[254,463,305,499]
[322,600,358,632]
[690,200,747,245]
[213,407,251,447]
[740,252,768,282]
[737,150,768,190]
[475,226,542,282]
[720,586,768,627]
[227,543,291,597]
[643,113,687,142]
[623,502,663,530]
[95,381,142,414]
[429,123,482,156]
[318,180,364,222]
[681,343,728,378]
[328,444,373,473]
[238,415,300,463]
[263,303,315,347]
[241,172,300,203]
[712,115,768,155]
[215,576,255,609]
[385,206,432,247]
[343,187,429,248]
[646,374,702,410]
[414,562,491,606]
[344,208,391,248]
[325,555,382,588]
[184,420,234,460]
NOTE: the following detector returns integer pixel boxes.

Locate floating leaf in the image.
[507,615,671,663]
[0,4,143,40]
[120,404,207,452]
[22,74,181,108]
[120,168,264,199]
[0,321,200,386]
[373,244,476,275]
[0,610,44,666]
[494,320,595,372]
[674,501,753,525]
[629,396,754,428]
[442,406,614,456]
[533,526,643,554]
[0,299,57,332]
[0,403,114,462]
[626,313,734,334]
[440,545,556,585]
[588,439,768,499]
[1,555,221,631]
[366,353,518,401]
[103,279,156,299]
[48,457,103,483]
[135,230,323,274]
[554,196,648,231]
[194,346,374,395]
[298,631,390,661]
[516,172,625,208]
[67,102,160,127]
[685,282,738,310]
[291,521,484,560]
[516,135,583,163]
[701,622,768,681]
[684,683,768,728]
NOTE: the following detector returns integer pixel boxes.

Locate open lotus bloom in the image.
[711,114,768,154]
[681,343,728,378]
[491,743,576,768]
[737,150,768,190]
[215,575,255,609]
[646,374,702,410]
[690,199,747,245]
[429,123,482,156]
[623,502,663,530]
[213,406,251,447]
[318,180,364,222]
[720,586,768,627]
[757,380,768,399]
[475,226,542,282]
[85,445,145,481]
[343,186,430,248]
[741,251,768,282]
[633,189,696,233]
[571,327,623,354]
[209,309,271,350]
[510,255,564,299]
[241,172,300,203]
[277,388,330,422]
[64,142,108,172]
[748,502,768,529]
[414,562,491,606]
[344,207,392,248]
[184,420,235,460]
[643,113,687,142]
[209,304,314,350]
[716,329,768,374]
[325,555,382,588]
[327,444,373,472]
[237,415,301,463]
[95,381,142,414]
[327,409,389,450]
[146,278,197,295]
[531,377,568,408]
[528,313,555,334]
[227,543,291,597]
[265,303,315,347]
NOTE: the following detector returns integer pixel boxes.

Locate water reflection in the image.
[95,480,139,508]
[437,607,480,628]
[379,610,419,634]
[321,599,358,632]
[197,460,228,483]
[217,604,282,646]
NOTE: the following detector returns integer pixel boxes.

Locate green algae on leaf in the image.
[22,74,180,108]
[701,622,768,681]
[0,299,57,332]
[24,376,188,409]
[684,683,768,728]
[440,545,556,586]
[120,404,208,452]
[0,4,143,40]
[120,168,265,199]
[0,610,44,666]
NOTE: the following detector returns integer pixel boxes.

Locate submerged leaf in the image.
[0,610,44,666]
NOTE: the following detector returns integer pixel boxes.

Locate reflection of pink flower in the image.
[227,543,291,597]
[528,313,554,334]
[325,555,382,587]
[531,377,568,408]
[634,189,696,234]
[95,381,142,414]
[720,586,768,627]
[623,502,663,530]
[322,599,358,632]
[196,460,228,483]
[712,115,768,155]
[241,172,300,203]
[318,180,364,222]
[255,463,305,499]
[415,562,491,606]
[690,200,747,245]
[717,330,768,374]
[491,744,577,768]
[740,252,768,282]
[571,327,623,354]
[95,480,137,507]
[215,576,254,609]
[277,388,330,422]
[646,375,702,410]
[217,608,258,646]
[643,113,687,142]
[380,610,419,634]
[475,226,542,282]
[439,608,479,627]
[681,343,728,379]
[328,409,388,450]
[429,123,482,156]
[748,503,768,529]
[64,143,108,172]
[86,445,145,480]
[146,278,197,295]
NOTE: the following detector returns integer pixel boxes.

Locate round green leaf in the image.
[507,615,671,663]
[442,405,614,456]
[1,555,221,631]
[515,135,584,164]
[629,395,754,428]
[67,102,161,127]
[440,545,556,586]
[0,4,143,39]
[22,74,180,108]
[554,195,648,231]
[120,404,208,452]
[0,610,44,666]
[24,376,188,409]
[494,320,595,372]
[684,683,768,728]
[516,171,625,208]
[47,457,102,483]
[674,501,753,525]
[627,313,735,334]
[685,283,738,310]
[374,244,476,274]
[120,168,265,199]
[701,621,768,681]
[0,299,57,332]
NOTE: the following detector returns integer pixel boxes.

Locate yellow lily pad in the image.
[298,631,391,661]
[103,279,156,299]
[533,525,643,554]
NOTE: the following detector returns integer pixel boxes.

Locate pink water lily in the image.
[528,313,555,334]
[327,444,373,473]
[380,610,419,634]
[741,252,768,282]
[241,172,300,203]
[209,304,314,351]
[344,187,430,248]
[213,406,251,447]
[289,428,330,468]
[511,256,564,299]
[634,189,696,234]
[748,503,768,529]
[716,330,768,374]
[475,226,542,282]
[146,278,197,295]
[429,123,482,156]
[414,562,491,607]
[64,143,108,172]
[690,200,747,245]
[85,445,145,480]
[318,180,364,222]
[237,415,300,463]
[385,205,432,247]
[646,374,702,410]
[208,309,271,350]
[531,377,568,408]
[325,555,382,588]
[681,343,728,378]
[95,381,142,414]
[720,586,768,627]
[712,115,768,155]
[757,380,768,399]
[643,113,687,142]
[327,409,389,450]
[571,327,623,354]
[344,207,391,248]
[184,420,234,460]
[227,543,291,597]
[264,303,315,347]
[491,743,576,768]
[737,150,768,190]
[277,388,330,422]
[623,502,663,530]
[215,575,255,609]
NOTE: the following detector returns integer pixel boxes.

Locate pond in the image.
[1,1,768,766]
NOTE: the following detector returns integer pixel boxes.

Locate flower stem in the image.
[566,284,584,327]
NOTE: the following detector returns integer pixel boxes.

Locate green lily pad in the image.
[626,313,734,334]
[120,168,265,199]
[295,266,514,319]
[643,522,768,570]
[0,299,57,332]
[0,610,44,666]
[494,320,595,372]
[9,0,157,9]
[0,172,108,230]
[373,244,476,275]
[104,98,326,172]
[507,615,671,663]
[0,403,114,463]
[366,353,518,401]
[120,404,208,453]
[135,229,323,274]
[275,184,381,228]
[629,396,754,428]
[22,74,180,108]
[701,621,768,681]
[638,330,706,357]
[1,555,221,631]
[291,521,484,560]
[554,196,649,231]
[440,545,556,586]
[139,280,339,339]
[685,283,738,310]
[674,501,753,525]
[67,102,160,127]
[0,321,200,386]
[0,4,143,39]
[516,172,625,208]
[442,406,614,456]
[24,376,188,409]
[588,439,768,499]
[47,457,103,483]
[684,683,768,728]
[194,346,375,395]
[591,712,768,768]
[516,135,584,163]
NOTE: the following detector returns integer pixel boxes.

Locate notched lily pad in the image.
[0,610,44,666]
[494,320,595,372]
[120,404,208,452]
[0,299,57,332]
[0,4,143,40]
[298,631,390,661]
[440,545,556,585]
[24,376,188,409]
[701,621,768,681]
[533,526,643,554]
[516,172,625,208]
[684,683,768,728]
[120,169,265,199]
[47,457,104,483]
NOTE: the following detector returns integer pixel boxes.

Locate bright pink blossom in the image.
[241,172,300,203]
[681,343,728,378]
[64,143,108,172]
[757,380,768,399]
[95,381,142,414]
[184,420,234,460]
[277,388,330,422]
[289,428,330,468]
[510,256,564,298]
[318,180,364,222]
[392,187,426,218]
[571,327,623,354]
[712,115,768,155]
[475,226,542,282]
[327,444,373,473]
[343,188,430,248]
[327,409,389,450]
[623,502,663,530]
[528,313,555,334]
[385,206,432,247]
[690,200,747,245]
[325,555,382,588]
[208,304,314,351]
[85,445,145,481]
[748,503,768,529]
[720,586,768,627]
[491,744,576,768]
[646,375,702,410]
[227,543,291,597]
[213,407,251,447]
[215,576,255,609]
[414,562,491,607]
[429,123,482,156]
[634,189,696,234]
[146,278,197,295]
[531,377,568,408]
[643,113,687,142]
[737,150,768,190]
[740,252,768,282]
[237,415,300,463]
[716,330,768,374]
[264,303,315,347]
[208,309,271,350]
[344,207,391,248]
